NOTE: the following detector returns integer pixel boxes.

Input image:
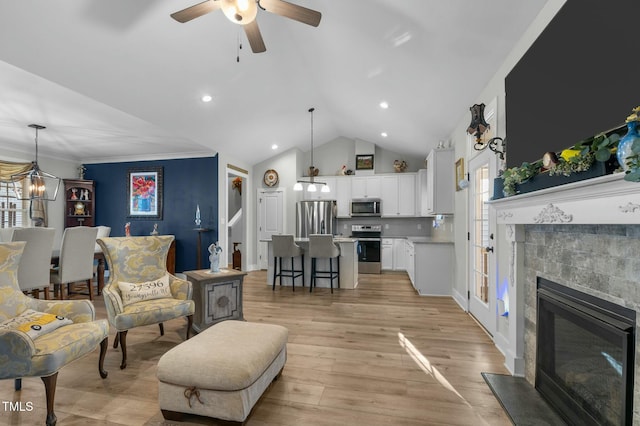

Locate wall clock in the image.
[263,169,279,187]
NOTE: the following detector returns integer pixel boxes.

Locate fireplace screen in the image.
[536,278,635,425]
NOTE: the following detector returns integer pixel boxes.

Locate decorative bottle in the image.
[617,112,640,171]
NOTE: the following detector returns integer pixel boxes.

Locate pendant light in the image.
[294,107,330,193]
[11,124,61,201]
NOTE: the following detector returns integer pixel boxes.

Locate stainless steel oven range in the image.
[351,224,381,274]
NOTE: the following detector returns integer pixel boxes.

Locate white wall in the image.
[303,136,427,176]
[448,0,567,373]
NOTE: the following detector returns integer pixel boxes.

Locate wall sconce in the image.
[467,103,506,160]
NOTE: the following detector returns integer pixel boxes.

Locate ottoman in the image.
[157,320,288,423]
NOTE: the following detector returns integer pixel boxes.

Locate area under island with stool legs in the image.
[262,236,358,290]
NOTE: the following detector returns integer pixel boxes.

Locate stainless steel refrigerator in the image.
[296,200,337,237]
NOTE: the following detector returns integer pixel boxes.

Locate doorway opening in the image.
[226,165,247,271]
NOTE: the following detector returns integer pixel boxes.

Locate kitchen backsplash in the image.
[430,215,454,240]
[336,217,453,239]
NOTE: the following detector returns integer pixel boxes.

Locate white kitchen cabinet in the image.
[302,176,352,217]
[406,241,453,296]
[303,176,336,201]
[393,239,407,271]
[381,238,393,270]
[335,176,352,218]
[381,174,416,217]
[351,176,381,199]
[380,176,398,216]
[397,174,417,216]
[420,149,454,215]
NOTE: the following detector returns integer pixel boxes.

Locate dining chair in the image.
[11,227,56,299]
[51,226,99,300]
[94,225,111,252]
[0,227,20,242]
[308,234,340,293]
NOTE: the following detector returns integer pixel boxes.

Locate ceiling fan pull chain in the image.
[236,28,242,63]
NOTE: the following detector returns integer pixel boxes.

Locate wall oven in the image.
[350,198,381,217]
[351,224,381,274]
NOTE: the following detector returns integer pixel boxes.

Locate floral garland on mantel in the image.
[500,119,625,197]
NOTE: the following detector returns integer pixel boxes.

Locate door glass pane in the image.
[472,165,489,303]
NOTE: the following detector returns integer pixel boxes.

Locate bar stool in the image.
[272,235,305,291]
[309,234,340,294]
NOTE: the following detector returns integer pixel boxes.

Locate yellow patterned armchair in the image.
[0,242,109,426]
[97,236,194,369]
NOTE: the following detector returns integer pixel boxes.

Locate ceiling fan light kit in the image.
[171,0,321,53]
[221,0,257,24]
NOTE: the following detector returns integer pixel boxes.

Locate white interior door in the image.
[257,189,284,269]
[468,150,497,335]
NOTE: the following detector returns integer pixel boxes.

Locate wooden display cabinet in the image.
[64,179,95,228]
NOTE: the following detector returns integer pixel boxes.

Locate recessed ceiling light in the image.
[381,132,388,138]
[201,95,213,103]
[271,144,278,150]
[379,101,389,109]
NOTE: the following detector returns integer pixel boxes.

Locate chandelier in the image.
[11,124,61,201]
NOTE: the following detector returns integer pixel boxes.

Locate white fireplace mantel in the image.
[487,171,640,377]
[487,172,640,225]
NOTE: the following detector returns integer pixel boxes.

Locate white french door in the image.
[468,150,497,335]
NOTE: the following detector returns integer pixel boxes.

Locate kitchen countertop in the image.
[260,237,356,243]
[406,237,453,244]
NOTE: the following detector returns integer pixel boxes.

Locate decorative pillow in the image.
[0,309,73,340]
[119,274,172,306]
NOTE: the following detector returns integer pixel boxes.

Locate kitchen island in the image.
[262,237,358,290]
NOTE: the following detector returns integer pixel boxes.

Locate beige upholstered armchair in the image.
[0,241,109,426]
[97,235,194,369]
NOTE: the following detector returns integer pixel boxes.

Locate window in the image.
[0,181,26,228]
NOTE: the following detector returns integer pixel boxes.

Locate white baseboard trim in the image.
[451,288,467,311]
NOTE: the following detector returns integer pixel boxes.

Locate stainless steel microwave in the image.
[350,198,381,217]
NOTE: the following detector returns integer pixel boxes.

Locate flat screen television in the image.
[505,0,640,168]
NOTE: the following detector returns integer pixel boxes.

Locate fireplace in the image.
[536,277,635,425]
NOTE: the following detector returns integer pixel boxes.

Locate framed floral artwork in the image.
[127,167,163,219]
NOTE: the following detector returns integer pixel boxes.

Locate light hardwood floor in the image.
[1,271,510,426]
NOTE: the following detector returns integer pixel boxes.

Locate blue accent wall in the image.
[84,156,218,272]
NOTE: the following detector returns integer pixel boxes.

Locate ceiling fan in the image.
[170,0,321,53]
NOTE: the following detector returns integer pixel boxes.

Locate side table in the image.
[185,269,246,333]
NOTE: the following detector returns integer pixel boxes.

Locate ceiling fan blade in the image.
[171,0,221,23]
[244,20,266,53]
[259,0,322,27]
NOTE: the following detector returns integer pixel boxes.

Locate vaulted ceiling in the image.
[0,0,548,165]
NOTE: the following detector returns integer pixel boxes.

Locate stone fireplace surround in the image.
[488,172,640,422]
